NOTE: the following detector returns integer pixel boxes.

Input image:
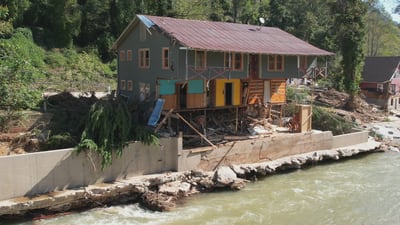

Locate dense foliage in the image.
[77,98,158,169]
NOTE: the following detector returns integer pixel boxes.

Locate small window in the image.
[195,50,206,70]
[139,48,150,68]
[119,50,125,61]
[120,80,126,90]
[139,82,150,102]
[162,48,169,69]
[268,55,284,72]
[127,80,133,91]
[224,52,243,71]
[127,50,132,61]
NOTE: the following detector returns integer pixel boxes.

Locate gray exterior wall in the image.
[116,20,317,101]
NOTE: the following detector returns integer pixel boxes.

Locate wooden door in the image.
[249,54,259,79]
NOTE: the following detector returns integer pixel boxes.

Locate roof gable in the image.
[113,15,333,56]
[362,56,400,83]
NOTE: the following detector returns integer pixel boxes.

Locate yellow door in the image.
[215,79,241,106]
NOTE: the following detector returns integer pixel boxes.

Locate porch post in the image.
[185,48,188,80]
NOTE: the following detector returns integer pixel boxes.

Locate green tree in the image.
[48,0,81,48]
[1,0,30,27]
[268,0,335,51]
[331,0,367,110]
[0,5,13,38]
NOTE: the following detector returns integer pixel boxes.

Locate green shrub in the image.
[312,106,353,135]
[42,132,77,150]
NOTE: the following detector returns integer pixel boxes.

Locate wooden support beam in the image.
[154,108,174,133]
[176,113,216,149]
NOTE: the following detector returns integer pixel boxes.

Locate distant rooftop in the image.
[362,56,400,83]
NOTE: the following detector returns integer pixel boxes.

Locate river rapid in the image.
[4,152,400,225]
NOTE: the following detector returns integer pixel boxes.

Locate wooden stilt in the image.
[154,109,174,133]
[176,113,216,148]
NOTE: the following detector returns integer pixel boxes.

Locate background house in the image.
[111,15,333,140]
[360,56,400,111]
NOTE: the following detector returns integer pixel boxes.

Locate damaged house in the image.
[111,15,333,146]
[360,56,400,112]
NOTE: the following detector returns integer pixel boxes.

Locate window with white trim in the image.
[120,80,126,90]
[127,80,133,91]
[139,48,150,68]
[224,52,243,71]
[119,50,125,61]
[127,50,132,61]
[268,55,284,72]
[162,48,169,70]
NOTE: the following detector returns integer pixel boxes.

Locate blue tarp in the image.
[147,98,165,127]
[137,15,155,28]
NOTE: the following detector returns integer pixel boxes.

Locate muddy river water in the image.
[3,152,400,225]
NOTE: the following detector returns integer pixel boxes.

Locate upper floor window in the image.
[195,50,207,70]
[224,52,243,71]
[162,48,169,70]
[139,48,150,68]
[127,50,132,61]
[119,50,125,61]
[268,55,284,72]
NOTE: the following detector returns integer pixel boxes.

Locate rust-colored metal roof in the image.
[140,15,333,56]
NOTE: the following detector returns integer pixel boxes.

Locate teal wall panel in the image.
[188,80,204,94]
[159,80,179,95]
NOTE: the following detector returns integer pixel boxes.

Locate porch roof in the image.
[113,15,334,56]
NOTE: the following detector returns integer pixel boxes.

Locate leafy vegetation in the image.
[77,98,158,169]
[312,106,354,135]
[331,0,367,110]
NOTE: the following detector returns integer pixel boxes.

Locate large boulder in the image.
[213,166,237,187]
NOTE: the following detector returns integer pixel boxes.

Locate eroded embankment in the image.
[0,139,383,220]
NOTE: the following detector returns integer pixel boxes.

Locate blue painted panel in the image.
[159,80,179,95]
[188,79,204,94]
[147,98,165,127]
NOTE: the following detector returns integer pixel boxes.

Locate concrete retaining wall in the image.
[0,130,370,201]
[178,131,334,171]
[332,131,369,149]
[0,138,180,201]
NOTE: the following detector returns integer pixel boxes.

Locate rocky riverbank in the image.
[0,138,383,220]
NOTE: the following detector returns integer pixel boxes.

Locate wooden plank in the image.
[186,93,207,108]
[190,146,215,153]
[160,94,176,110]
[154,108,173,133]
[176,113,216,149]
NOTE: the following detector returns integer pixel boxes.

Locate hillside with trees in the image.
[1,0,400,159]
